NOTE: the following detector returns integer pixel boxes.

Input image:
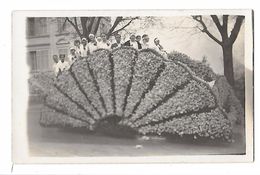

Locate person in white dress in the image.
[68,47,78,65]
[87,34,98,54]
[55,54,70,76]
[80,37,88,58]
[52,55,59,73]
[153,38,167,58]
[96,36,102,43]
[97,33,111,49]
[74,39,82,57]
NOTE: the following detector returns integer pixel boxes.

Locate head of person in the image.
[96,36,102,42]
[70,47,76,55]
[52,55,58,63]
[108,36,113,43]
[142,34,149,44]
[101,33,107,42]
[130,34,136,42]
[89,34,95,42]
[115,33,121,43]
[81,38,87,46]
[154,38,160,45]
[74,40,80,47]
[59,54,66,62]
[136,35,141,42]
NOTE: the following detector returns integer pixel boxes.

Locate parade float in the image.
[29,47,244,142]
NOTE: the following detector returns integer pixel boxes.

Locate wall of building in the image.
[27,17,111,73]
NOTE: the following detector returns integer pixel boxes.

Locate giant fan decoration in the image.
[29,47,232,141]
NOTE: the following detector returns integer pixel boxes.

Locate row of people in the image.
[110,33,167,55]
[53,33,167,76]
[71,33,167,56]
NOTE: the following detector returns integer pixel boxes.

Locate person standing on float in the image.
[87,34,98,54]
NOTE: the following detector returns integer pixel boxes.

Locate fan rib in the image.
[128,62,166,118]
[137,105,216,128]
[86,59,108,114]
[122,51,138,116]
[174,60,228,120]
[53,83,96,121]
[108,53,116,114]
[44,100,91,125]
[130,80,190,123]
[69,68,102,118]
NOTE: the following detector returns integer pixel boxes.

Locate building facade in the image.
[27,17,111,73]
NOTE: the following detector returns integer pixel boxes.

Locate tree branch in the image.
[192,15,222,45]
[87,17,96,34]
[107,17,123,35]
[222,15,229,31]
[93,17,102,35]
[211,15,223,31]
[222,15,229,39]
[65,17,82,37]
[80,17,88,38]
[73,17,79,31]
[229,15,245,44]
[211,15,229,41]
[110,18,137,36]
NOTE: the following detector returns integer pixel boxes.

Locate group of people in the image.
[53,33,167,76]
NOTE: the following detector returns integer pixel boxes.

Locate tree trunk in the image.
[222,44,235,86]
[80,17,89,39]
[93,17,102,35]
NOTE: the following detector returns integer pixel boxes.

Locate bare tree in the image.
[64,17,139,39]
[192,15,244,86]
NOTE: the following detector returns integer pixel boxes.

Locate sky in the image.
[119,16,245,75]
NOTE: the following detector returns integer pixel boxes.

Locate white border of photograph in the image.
[11,9,253,164]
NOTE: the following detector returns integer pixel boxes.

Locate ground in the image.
[28,103,246,157]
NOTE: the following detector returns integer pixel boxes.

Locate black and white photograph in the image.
[12,10,253,163]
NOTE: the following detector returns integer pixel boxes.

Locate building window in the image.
[27,17,48,37]
[57,18,68,34]
[27,18,35,36]
[28,51,37,72]
[28,50,49,72]
[36,50,49,71]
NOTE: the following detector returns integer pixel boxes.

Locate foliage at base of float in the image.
[212,76,244,127]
